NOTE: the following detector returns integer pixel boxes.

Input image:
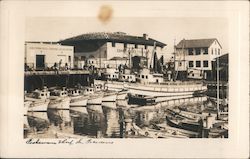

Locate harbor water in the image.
[24,95,227,138]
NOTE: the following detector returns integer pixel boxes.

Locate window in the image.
[211,48,213,55]
[104,51,107,57]
[144,45,148,49]
[195,48,201,55]
[218,49,220,55]
[196,61,201,67]
[135,44,138,49]
[203,61,208,67]
[188,48,193,55]
[68,56,71,62]
[124,43,127,48]
[142,75,144,79]
[189,61,194,67]
[179,62,182,66]
[112,42,115,47]
[204,48,208,54]
[92,61,94,64]
[145,75,148,79]
[215,48,217,55]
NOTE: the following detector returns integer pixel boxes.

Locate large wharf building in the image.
[25,42,74,70]
[174,38,222,80]
[59,32,167,69]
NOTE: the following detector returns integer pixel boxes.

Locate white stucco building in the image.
[174,38,222,79]
[25,42,74,70]
[60,32,167,69]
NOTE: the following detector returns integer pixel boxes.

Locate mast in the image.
[217,56,220,118]
[150,42,156,70]
[174,38,185,80]
[173,39,176,81]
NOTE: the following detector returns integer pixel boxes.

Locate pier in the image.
[24,70,90,76]
[24,70,92,92]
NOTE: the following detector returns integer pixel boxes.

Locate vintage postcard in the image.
[0,0,249,158]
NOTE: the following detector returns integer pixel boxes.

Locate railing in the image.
[25,63,94,72]
[148,81,204,86]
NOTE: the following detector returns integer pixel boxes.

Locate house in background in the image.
[59,32,167,69]
[174,38,222,80]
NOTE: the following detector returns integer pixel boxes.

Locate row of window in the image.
[139,74,148,79]
[112,42,148,49]
[187,48,221,56]
[188,48,207,55]
[188,60,209,68]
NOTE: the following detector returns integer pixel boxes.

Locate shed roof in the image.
[59,32,166,47]
[176,38,222,49]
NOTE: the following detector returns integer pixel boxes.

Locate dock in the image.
[24,70,90,76]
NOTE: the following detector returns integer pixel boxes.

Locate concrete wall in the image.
[25,42,74,69]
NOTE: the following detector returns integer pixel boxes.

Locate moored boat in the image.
[125,68,207,104]
[165,115,203,132]
[68,88,88,114]
[48,87,70,110]
[25,87,50,112]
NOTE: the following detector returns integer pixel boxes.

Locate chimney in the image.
[143,33,148,40]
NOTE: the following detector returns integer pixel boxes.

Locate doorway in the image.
[36,55,45,70]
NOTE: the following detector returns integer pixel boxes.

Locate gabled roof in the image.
[59,32,166,47]
[176,38,222,49]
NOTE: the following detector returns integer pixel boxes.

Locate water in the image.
[24,96,227,138]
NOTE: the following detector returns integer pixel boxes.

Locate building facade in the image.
[25,42,74,70]
[174,38,222,79]
[59,32,167,69]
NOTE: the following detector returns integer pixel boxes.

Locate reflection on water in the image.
[24,97,211,138]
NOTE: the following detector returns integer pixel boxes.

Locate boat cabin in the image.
[84,87,95,95]
[137,68,164,84]
[120,74,136,82]
[68,89,83,96]
[50,89,68,97]
[104,68,119,80]
[32,88,50,99]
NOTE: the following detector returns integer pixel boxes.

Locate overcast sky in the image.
[26,17,229,59]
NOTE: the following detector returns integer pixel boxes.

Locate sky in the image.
[26,17,229,60]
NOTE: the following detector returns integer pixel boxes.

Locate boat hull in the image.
[166,116,202,132]
[48,97,70,110]
[28,100,49,112]
[125,83,207,103]
[102,93,117,102]
[87,95,103,105]
[87,104,103,114]
[105,81,125,91]
[69,96,88,114]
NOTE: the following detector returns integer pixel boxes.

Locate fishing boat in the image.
[68,88,89,114]
[24,100,32,128]
[25,87,50,112]
[165,115,203,132]
[126,68,207,104]
[48,87,70,110]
